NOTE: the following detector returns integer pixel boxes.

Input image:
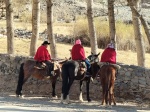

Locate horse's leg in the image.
[101,84,106,105]
[62,78,74,104]
[105,90,109,105]
[86,77,91,102]
[79,80,84,102]
[109,83,113,105]
[65,76,74,104]
[112,93,116,105]
[16,63,24,97]
[51,80,57,98]
[109,91,112,105]
[111,82,116,105]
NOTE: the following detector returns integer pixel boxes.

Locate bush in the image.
[73,17,149,52]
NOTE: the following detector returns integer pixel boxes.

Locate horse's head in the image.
[87,52,100,64]
[53,59,69,81]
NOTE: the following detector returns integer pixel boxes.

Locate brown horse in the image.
[16,59,66,98]
[97,63,117,106]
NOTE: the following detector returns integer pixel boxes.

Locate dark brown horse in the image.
[16,59,66,98]
[61,53,100,103]
[97,63,117,106]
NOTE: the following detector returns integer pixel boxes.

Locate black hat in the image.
[42,41,50,45]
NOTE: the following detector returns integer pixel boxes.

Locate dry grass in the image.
[0,38,150,68]
[0,20,73,35]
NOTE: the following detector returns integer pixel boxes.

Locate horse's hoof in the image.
[79,99,84,102]
[61,100,70,104]
[88,99,92,102]
[16,93,22,97]
[16,94,24,98]
[108,105,112,108]
[45,76,50,79]
[101,103,105,106]
[90,77,94,82]
[16,95,20,97]
[51,96,58,99]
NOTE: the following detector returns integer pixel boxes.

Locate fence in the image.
[0,53,149,102]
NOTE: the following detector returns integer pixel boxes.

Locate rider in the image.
[34,41,54,76]
[100,42,116,64]
[100,41,120,70]
[71,39,91,77]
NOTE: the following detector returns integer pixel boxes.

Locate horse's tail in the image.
[62,63,69,100]
[105,68,111,104]
[16,63,24,96]
[62,61,76,100]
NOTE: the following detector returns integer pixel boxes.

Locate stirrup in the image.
[34,66,44,69]
[51,71,55,76]
[85,75,91,77]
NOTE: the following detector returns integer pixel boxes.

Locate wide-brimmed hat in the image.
[42,41,50,45]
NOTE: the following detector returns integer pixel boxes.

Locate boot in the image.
[34,62,46,69]
[85,72,91,77]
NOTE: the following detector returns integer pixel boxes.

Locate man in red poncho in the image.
[100,42,116,64]
[34,41,51,62]
[71,39,91,77]
[34,41,54,76]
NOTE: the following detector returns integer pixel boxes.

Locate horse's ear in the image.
[95,52,100,57]
[91,52,93,55]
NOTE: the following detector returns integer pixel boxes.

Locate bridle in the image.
[87,55,99,64]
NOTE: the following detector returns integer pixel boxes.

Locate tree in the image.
[0,0,5,17]
[86,0,98,54]
[127,0,145,67]
[5,0,14,54]
[13,0,31,18]
[127,0,150,45]
[30,0,40,56]
[47,0,57,58]
[108,0,116,48]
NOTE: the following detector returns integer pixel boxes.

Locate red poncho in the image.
[71,44,86,60]
[34,45,51,62]
[100,48,116,64]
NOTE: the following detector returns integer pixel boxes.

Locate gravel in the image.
[0,94,149,112]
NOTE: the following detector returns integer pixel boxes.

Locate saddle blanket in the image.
[98,62,121,69]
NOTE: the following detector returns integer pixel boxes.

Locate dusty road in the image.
[0,94,149,112]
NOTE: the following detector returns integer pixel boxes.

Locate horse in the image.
[61,53,100,103]
[15,59,66,98]
[96,63,117,106]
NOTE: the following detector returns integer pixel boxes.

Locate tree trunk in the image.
[128,0,145,67]
[5,0,14,54]
[108,0,116,48]
[127,1,150,44]
[30,0,40,56]
[86,0,98,54]
[47,0,57,58]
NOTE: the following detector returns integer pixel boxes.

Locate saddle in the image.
[97,62,121,80]
[34,62,46,69]
[98,62,121,70]
[74,60,87,77]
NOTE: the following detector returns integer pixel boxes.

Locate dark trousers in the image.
[44,61,54,76]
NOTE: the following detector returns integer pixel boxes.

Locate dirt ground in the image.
[0,93,149,112]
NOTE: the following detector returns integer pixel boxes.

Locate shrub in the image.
[73,17,149,52]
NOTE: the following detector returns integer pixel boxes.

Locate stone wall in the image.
[0,54,150,102]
